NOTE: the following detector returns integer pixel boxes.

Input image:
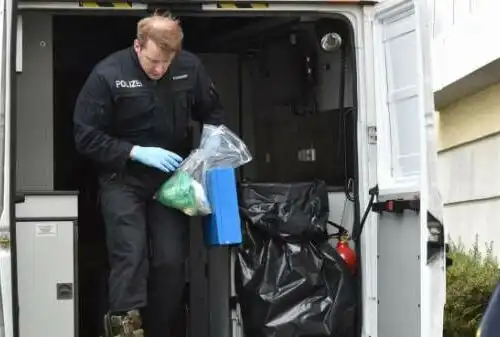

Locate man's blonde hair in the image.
[136,12,184,54]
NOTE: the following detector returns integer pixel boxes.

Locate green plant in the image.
[444,236,500,337]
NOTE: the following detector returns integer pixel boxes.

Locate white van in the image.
[0,0,447,337]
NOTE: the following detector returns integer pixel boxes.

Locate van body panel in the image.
[0,0,16,337]
[2,2,445,337]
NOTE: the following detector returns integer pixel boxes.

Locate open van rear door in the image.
[371,0,446,337]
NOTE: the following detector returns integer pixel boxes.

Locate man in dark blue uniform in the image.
[73,13,224,337]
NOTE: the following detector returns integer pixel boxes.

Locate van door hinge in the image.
[0,233,10,250]
[367,126,377,144]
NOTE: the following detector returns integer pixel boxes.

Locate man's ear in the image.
[133,39,141,53]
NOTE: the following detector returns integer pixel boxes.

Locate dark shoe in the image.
[104,310,144,337]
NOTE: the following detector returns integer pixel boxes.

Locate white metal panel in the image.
[15,194,78,219]
[0,0,8,229]
[358,6,381,337]
[16,221,75,337]
[0,0,14,335]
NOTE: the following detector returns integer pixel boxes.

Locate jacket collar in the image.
[129,46,149,78]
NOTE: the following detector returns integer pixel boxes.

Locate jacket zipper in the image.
[166,77,177,134]
[154,75,176,144]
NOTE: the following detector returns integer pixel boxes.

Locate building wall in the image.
[439,82,500,149]
[438,82,500,256]
[431,0,500,92]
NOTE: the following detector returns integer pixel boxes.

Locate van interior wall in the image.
[15,11,357,337]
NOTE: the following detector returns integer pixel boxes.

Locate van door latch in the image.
[371,199,420,213]
[367,126,377,144]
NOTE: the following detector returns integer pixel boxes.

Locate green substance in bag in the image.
[155,171,198,216]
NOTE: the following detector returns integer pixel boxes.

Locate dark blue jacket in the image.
[73,47,224,192]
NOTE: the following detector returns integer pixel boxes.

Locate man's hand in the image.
[130,146,183,173]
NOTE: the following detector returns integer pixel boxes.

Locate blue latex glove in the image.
[130,146,183,173]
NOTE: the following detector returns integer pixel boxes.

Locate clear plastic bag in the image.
[155,124,252,216]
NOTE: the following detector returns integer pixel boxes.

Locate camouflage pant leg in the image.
[104,310,144,337]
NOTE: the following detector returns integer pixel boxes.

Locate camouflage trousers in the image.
[104,310,144,337]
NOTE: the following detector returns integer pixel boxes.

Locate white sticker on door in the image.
[35,223,57,237]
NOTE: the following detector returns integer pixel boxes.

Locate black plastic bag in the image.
[235,180,357,337]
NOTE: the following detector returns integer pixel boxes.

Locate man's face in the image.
[134,39,175,80]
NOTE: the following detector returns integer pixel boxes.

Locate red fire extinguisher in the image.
[336,233,357,274]
[329,221,357,273]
